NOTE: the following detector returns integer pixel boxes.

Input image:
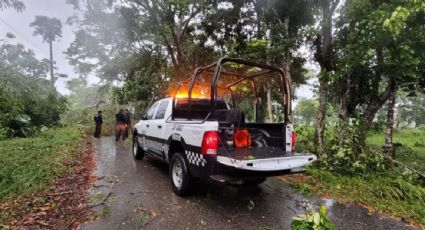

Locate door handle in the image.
[146,124,149,128]
[157,125,162,129]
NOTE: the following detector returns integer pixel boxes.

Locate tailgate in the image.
[216,154,317,171]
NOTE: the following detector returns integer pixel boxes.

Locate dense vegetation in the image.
[0,126,82,200]
[0,65,67,138]
[0,12,67,138]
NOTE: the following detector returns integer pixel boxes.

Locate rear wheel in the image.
[242,178,266,186]
[132,135,144,160]
[170,152,192,196]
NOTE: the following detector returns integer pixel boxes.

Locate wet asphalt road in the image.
[82,137,415,230]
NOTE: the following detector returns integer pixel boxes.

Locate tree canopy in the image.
[0,0,24,12]
[30,16,62,43]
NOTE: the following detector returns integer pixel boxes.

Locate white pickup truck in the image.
[132,58,317,196]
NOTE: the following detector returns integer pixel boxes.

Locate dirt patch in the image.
[1,135,96,230]
[277,174,309,184]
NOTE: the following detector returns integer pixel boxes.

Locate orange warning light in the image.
[171,84,211,99]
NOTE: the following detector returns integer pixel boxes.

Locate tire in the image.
[170,152,192,196]
[132,134,144,160]
[242,178,266,186]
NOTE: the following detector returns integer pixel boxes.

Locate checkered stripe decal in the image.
[185,150,207,167]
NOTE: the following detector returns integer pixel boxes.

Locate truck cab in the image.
[133,58,317,196]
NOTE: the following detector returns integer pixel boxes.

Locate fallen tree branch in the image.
[93,184,109,188]
[379,153,425,179]
[47,191,73,196]
[87,181,115,208]
[137,206,158,226]
[36,221,51,227]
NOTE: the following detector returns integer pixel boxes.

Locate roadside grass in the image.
[288,128,425,226]
[0,125,83,200]
[367,128,425,172]
[294,168,425,226]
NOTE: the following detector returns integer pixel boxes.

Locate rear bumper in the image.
[216,154,317,171]
[210,153,317,181]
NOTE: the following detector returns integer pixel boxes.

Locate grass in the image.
[288,128,425,226]
[367,128,425,172]
[294,168,425,226]
[0,125,83,200]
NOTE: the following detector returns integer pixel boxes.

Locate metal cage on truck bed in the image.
[171,57,292,123]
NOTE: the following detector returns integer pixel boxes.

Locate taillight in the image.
[291,131,296,151]
[201,131,219,155]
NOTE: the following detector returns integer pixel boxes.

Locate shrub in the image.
[0,65,67,137]
[318,121,386,176]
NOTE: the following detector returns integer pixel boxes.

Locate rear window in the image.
[173,99,228,120]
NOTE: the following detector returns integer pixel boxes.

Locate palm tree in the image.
[30,16,62,85]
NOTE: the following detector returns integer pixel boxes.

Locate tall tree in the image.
[332,0,425,153]
[314,0,339,149]
[124,0,211,81]
[30,16,62,85]
[65,1,130,79]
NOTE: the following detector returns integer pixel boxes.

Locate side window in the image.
[155,101,169,119]
[146,102,159,120]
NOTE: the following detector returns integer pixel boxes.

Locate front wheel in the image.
[132,135,144,160]
[170,153,192,196]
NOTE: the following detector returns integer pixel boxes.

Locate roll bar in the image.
[173,57,292,123]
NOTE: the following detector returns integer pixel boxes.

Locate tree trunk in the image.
[49,39,54,86]
[339,74,352,121]
[282,16,292,83]
[357,82,394,146]
[395,107,401,129]
[337,74,352,146]
[315,78,328,147]
[384,79,396,156]
[267,86,273,122]
[314,0,337,149]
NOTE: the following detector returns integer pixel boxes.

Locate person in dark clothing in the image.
[115,109,126,141]
[93,110,103,138]
[124,109,131,139]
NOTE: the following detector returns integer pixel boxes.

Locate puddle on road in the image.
[323,198,335,208]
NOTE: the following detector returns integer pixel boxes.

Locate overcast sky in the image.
[0,0,314,100]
